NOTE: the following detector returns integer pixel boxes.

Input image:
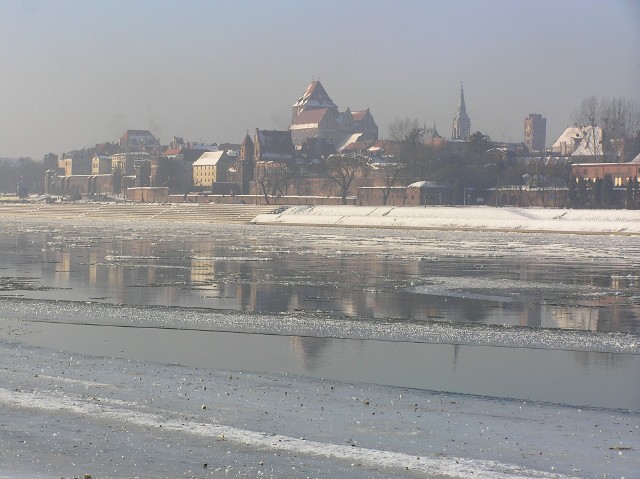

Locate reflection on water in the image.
[2,222,639,411]
[7,319,638,411]
[1,224,639,332]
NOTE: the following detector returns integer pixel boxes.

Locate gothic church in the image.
[289,80,379,150]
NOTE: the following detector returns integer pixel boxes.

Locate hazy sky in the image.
[1,0,639,160]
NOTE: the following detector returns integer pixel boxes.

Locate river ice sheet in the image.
[0,218,639,478]
[0,337,638,479]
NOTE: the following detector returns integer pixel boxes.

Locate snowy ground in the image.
[253,206,640,234]
[0,336,638,479]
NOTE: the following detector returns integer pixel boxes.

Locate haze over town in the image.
[1,0,639,160]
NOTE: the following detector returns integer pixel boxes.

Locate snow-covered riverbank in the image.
[253,206,640,234]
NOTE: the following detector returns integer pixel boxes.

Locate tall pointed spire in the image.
[452,82,471,140]
[458,82,467,115]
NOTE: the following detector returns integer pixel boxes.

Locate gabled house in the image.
[551,126,605,158]
[192,151,234,186]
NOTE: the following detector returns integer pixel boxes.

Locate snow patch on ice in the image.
[0,387,581,479]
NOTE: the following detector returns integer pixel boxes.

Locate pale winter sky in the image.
[1,0,639,160]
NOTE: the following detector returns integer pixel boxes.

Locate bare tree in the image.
[387,117,421,142]
[255,161,289,204]
[325,154,368,204]
[572,97,602,159]
[374,162,405,205]
[572,97,640,158]
[572,96,599,128]
[398,126,427,183]
[599,97,640,141]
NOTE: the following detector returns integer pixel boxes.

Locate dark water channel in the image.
[0,221,639,410]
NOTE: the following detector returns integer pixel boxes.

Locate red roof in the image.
[292,108,329,125]
[369,140,401,155]
[351,110,369,121]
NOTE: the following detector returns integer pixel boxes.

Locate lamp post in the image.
[464,187,473,206]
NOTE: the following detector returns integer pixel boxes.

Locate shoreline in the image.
[1,202,640,234]
[252,205,640,235]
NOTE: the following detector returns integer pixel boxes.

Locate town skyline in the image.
[1,0,639,160]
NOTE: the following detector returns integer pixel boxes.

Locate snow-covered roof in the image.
[292,80,337,110]
[571,126,604,157]
[193,151,227,166]
[351,110,369,122]
[336,133,364,151]
[407,181,448,189]
[551,127,584,149]
[551,126,604,156]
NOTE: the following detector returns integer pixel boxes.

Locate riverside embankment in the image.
[1,202,640,234]
[253,205,640,234]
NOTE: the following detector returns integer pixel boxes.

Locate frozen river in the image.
[0,217,638,478]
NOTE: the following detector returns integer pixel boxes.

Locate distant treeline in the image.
[0,158,45,195]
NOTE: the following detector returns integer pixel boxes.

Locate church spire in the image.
[452,82,471,140]
[458,83,467,114]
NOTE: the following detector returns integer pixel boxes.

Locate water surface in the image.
[1,219,638,410]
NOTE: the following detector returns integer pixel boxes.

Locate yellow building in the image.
[91,155,112,175]
[192,151,233,187]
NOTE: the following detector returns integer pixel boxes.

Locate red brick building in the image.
[571,155,640,187]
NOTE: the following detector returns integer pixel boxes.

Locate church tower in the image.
[291,80,338,122]
[451,83,471,140]
[524,113,546,152]
[238,133,254,194]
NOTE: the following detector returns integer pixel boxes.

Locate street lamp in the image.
[464,187,473,206]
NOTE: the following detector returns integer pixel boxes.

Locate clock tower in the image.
[524,113,546,152]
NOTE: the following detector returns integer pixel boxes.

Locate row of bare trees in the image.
[572,96,640,144]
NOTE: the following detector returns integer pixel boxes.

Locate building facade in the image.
[571,155,640,187]
[91,156,112,175]
[192,151,233,187]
